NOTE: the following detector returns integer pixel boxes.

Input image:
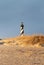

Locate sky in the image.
[0,0,44,38]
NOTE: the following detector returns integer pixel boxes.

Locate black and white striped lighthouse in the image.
[20,22,24,36]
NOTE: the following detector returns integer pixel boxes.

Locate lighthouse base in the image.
[20,34,24,36]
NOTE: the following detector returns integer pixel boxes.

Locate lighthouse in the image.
[20,22,24,36]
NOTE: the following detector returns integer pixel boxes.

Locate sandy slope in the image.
[0,45,44,65]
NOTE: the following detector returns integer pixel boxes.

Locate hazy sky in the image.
[0,0,44,38]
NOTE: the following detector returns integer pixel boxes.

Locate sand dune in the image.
[0,35,44,65]
[2,35,44,47]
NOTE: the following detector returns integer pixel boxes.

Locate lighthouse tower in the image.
[20,22,24,36]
